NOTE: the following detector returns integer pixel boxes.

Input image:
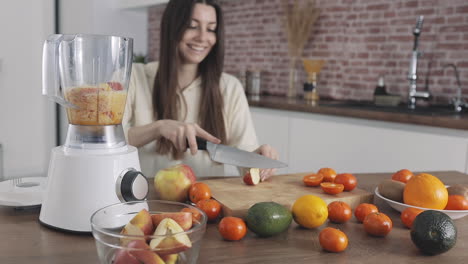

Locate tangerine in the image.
[392,169,414,183]
[320,182,344,195]
[444,195,468,210]
[400,207,424,229]
[218,217,247,241]
[327,201,352,223]
[334,173,357,191]
[363,212,392,237]
[196,199,221,221]
[318,168,337,183]
[303,174,323,187]
[319,227,348,253]
[189,182,212,203]
[354,203,378,223]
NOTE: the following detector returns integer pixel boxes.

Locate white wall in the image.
[0,0,56,179]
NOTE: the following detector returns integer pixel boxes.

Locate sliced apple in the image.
[129,209,155,236]
[120,222,145,246]
[151,212,193,231]
[149,218,192,255]
[243,168,260,185]
[161,254,178,264]
[126,240,165,264]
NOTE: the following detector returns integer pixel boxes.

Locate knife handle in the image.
[186,137,207,150]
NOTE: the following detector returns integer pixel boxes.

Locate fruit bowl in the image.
[375,187,468,220]
[91,200,207,264]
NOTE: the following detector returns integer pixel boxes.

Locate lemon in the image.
[292,195,328,228]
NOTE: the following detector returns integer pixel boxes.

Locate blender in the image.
[39,34,148,233]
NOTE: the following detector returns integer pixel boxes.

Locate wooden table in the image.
[1,171,467,264]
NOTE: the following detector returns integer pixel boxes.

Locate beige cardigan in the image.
[122,62,259,178]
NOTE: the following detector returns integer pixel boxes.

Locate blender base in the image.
[39,145,142,232]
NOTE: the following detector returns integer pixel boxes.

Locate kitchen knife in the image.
[190,138,288,169]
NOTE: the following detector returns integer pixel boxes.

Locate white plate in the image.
[0,177,47,207]
[375,187,468,220]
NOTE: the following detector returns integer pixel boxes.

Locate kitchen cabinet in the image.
[251,107,468,174]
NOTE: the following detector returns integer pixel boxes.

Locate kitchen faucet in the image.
[443,63,466,112]
[407,16,430,109]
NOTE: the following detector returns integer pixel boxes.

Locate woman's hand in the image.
[254,144,279,181]
[157,120,220,154]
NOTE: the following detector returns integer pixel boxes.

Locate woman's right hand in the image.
[156,120,221,155]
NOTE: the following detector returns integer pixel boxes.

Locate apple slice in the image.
[243,168,260,185]
[149,218,192,255]
[151,212,193,231]
[130,209,155,236]
[127,240,165,264]
[120,222,145,246]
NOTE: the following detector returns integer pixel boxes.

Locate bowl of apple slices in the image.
[91,200,207,264]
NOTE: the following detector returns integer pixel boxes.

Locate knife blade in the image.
[191,138,288,169]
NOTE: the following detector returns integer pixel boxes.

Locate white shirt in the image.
[122,62,259,178]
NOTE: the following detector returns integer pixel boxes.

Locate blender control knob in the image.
[117,169,149,202]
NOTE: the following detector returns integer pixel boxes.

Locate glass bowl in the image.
[91,200,207,264]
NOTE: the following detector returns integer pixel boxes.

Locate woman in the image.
[123,0,279,179]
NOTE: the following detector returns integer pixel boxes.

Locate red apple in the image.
[243,168,260,185]
[151,212,192,231]
[149,218,192,255]
[154,164,196,202]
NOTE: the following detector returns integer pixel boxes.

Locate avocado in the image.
[245,202,292,237]
[378,179,405,202]
[410,210,457,255]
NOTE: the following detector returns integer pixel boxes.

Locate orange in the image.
[363,212,392,237]
[444,195,468,210]
[189,182,212,203]
[354,203,378,223]
[400,207,423,229]
[318,168,337,182]
[403,173,448,210]
[303,174,323,187]
[327,201,352,223]
[196,199,221,221]
[319,227,348,253]
[392,169,414,183]
[320,182,344,195]
[334,173,357,191]
[218,217,247,241]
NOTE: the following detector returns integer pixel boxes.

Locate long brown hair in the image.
[153,0,226,159]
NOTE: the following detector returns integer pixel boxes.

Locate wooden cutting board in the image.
[201,172,373,218]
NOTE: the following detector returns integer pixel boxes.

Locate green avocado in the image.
[410,210,457,255]
[245,202,292,237]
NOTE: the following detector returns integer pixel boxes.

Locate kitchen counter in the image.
[248,95,468,130]
[0,171,467,263]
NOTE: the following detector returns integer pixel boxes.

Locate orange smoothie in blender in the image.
[65,82,127,125]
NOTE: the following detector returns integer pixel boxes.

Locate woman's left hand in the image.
[254,144,279,181]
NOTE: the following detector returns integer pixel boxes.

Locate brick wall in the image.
[148,0,468,103]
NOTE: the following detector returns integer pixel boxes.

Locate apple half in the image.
[243,168,260,185]
[149,218,192,255]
